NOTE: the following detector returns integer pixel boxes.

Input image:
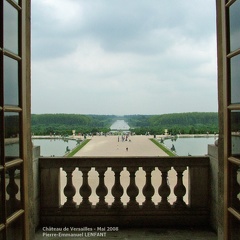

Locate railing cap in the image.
[39,156,209,169]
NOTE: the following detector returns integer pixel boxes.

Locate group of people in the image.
[118,135,131,142]
[117,135,131,151]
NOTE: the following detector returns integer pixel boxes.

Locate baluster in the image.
[79,167,92,209]
[173,166,187,207]
[111,167,124,209]
[95,167,108,209]
[142,167,155,209]
[158,166,171,208]
[6,167,21,214]
[62,167,76,208]
[126,166,139,208]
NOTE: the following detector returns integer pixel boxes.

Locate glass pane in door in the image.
[4,0,19,54]
[230,55,240,104]
[0,173,4,224]
[5,166,22,217]
[6,214,23,240]
[231,110,240,157]
[229,0,240,52]
[230,215,240,240]
[3,56,19,106]
[4,112,20,160]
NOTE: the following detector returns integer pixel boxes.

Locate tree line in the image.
[126,112,218,135]
[31,114,117,136]
[31,112,218,136]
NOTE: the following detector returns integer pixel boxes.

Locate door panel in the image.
[220,0,240,239]
[0,0,31,239]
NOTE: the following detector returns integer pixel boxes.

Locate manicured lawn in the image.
[67,139,91,157]
[150,138,177,157]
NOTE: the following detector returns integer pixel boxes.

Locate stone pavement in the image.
[74,135,168,157]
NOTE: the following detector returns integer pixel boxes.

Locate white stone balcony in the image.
[29,143,219,239]
[39,156,209,227]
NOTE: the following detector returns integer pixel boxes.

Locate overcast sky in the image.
[31,0,217,115]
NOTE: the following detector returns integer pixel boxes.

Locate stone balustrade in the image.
[39,156,209,227]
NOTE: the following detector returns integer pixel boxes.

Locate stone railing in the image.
[39,156,209,227]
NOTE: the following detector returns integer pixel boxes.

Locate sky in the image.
[31,0,217,115]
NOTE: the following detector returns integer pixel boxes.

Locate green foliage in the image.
[129,112,218,135]
[31,114,116,135]
[124,115,152,127]
[31,112,219,136]
[149,112,218,127]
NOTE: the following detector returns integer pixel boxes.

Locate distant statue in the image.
[171,144,175,151]
[66,146,70,152]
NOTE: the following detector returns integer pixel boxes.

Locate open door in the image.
[217,0,240,239]
[0,0,31,239]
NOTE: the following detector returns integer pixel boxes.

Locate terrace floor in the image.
[35,227,217,240]
[73,135,169,157]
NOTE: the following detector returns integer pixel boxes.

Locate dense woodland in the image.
[31,114,117,135]
[31,112,218,136]
[125,112,218,135]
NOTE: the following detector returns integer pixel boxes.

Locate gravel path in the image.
[74,135,168,156]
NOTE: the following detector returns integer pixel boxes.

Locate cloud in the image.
[31,0,217,115]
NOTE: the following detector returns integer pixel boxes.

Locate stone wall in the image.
[207,143,218,233]
[33,146,41,232]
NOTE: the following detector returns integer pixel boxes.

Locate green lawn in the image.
[67,139,91,157]
[150,138,177,157]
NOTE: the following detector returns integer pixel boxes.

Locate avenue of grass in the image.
[67,139,91,157]
[150,138,177,157]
